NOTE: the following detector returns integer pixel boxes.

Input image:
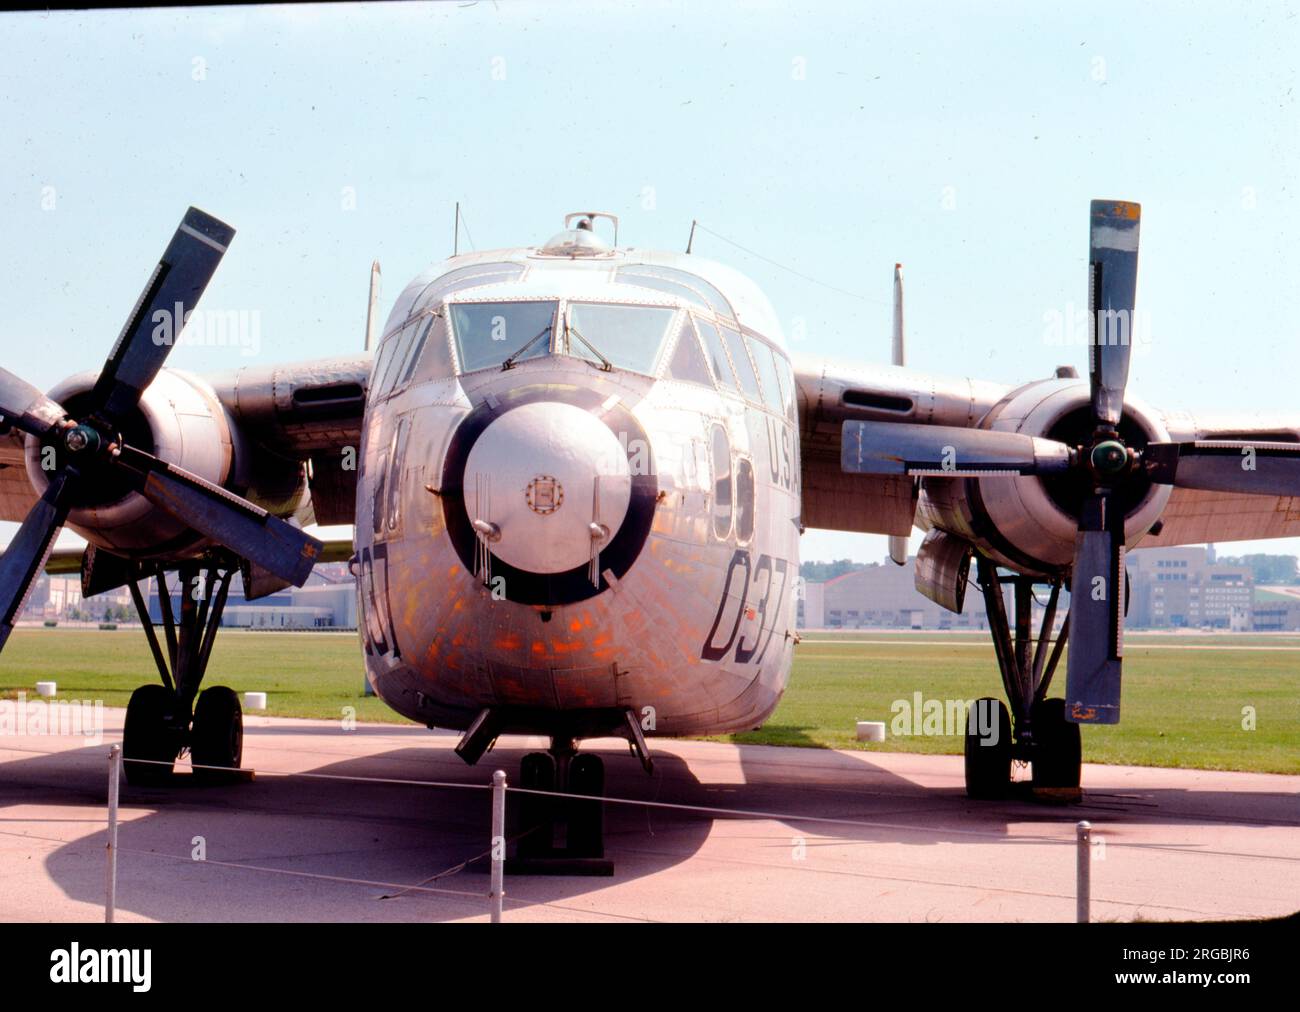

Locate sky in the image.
[1,1,1298,564]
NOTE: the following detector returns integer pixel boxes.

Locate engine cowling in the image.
[23,369,246,558]
[916,378,1173,576]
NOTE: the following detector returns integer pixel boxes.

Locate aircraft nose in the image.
[462,401,633,575]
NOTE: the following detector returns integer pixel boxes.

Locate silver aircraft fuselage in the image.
[353,228,802,743]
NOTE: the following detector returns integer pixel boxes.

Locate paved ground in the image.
[0,709,1296,922]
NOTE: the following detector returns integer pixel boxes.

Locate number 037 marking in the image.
[701,550,789,664]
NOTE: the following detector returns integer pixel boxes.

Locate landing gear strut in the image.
[121,559,244,786]
[967,557,1082,800]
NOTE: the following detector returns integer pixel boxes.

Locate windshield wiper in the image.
[500,325,553,370]
[566,319,613,371]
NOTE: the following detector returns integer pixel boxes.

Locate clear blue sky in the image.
[2,1,1298,563]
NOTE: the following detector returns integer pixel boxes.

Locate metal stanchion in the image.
[106,744,121,923]
[1076,820,1091,923]
[490,770,506,923]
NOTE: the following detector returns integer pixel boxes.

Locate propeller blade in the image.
[1064,493,1125,724]
[1145,440,1300,497]
[841,421,1072,477]
[0,367,66,438]
[89,207,236,426]
[114,446,321,587]
[0,471,75,650]
[1087,199,1141,429]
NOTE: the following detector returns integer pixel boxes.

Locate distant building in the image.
[1253,594,1300,632]
[223,605,335,628]
[44,575,83,616]
[144,563,357,629]
[799,580,826,628]
[18,559,357,628]
[20,575,51,617]
[293,582,359,628]
[799,558,995,631]
[1127,546,1254,630]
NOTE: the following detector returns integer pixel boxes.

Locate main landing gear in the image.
[966,558,1082,802]
[121,560,245,787]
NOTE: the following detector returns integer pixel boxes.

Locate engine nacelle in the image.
[24,369,246,558]
[917,378,1172,576]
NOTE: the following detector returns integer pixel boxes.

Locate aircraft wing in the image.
[38,537,357,577]
[793,353,1300,548]
[0,427,34,524]
[792,353,1008,535]
[1139,409,1300,546]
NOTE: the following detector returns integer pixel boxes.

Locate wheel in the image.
[567,753,605,858]
[964,697,1012,799]
[1030,697,1082,789]
[123,684,181,787]
[516,752,556,857]
[191,686,243,783]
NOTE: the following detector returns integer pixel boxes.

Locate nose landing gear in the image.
[511,739,613,876]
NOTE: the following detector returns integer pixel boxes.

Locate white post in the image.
[1076,820,1091,923]
[490,769,506,923]
[106,744,121,923]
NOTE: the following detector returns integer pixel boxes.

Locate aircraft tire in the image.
[191,686,244,783]
[964,697,1012,799]
[568,753,605,858]
[123,684,180,787]
[1030,697,1081,789]
[517,752,556,857]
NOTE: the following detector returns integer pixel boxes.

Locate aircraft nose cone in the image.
[462,401,632,574]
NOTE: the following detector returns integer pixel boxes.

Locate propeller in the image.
[0,208,322,649]
[1061,200,1142,724]
[1086,199,1140,429]
[0,368,67,439]
[842,422,1074,477]
[0,471,76,651]
[843,199,1300,725]
[1143,440,1300,496]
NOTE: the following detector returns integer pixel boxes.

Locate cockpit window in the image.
[369,338,402,403]
[662,316,716,388]
[615,265,737,323]
[695,318,738,390]
[408,312,454,384]
[722,326,762,402]
[745,334,785,413]
[565,302,677,376]
[774,353,798,421]
[413,263,526,314]
[449,300,557,373]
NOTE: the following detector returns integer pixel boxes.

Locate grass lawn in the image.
[0,629,394,722]
[724,637,1300,774]
[2,627,1297,773]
